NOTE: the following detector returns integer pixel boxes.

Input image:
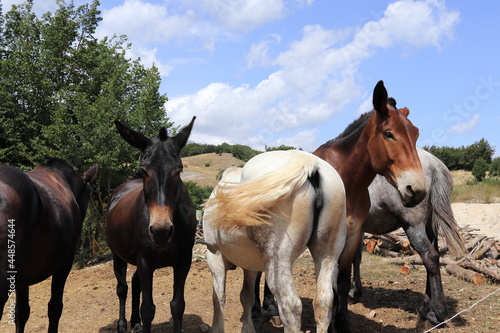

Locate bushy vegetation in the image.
[472,157,488,182]
[422,139,494,171]
[0,0,170,262]
[181,142,261,162]
[184,181,214,211]
[489,157,500,177]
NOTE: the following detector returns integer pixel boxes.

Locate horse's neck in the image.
[314,133,377,200]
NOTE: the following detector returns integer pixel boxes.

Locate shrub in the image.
[472,157,488,182]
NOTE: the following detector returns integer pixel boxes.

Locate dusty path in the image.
[1,203,499,332]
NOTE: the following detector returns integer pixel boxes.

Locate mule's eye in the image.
[384,132,395,140]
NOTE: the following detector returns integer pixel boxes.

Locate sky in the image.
[4,0,500,156]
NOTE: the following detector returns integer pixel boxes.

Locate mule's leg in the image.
[404,223,447,325]
[349,239,364,303]
[206,249,231,333]
[251,272,263,322]
[15,287,30,333]
[137,259,155,333]
[252,274,280,326]
[170,259,191,333]
[241,269,259,333]
[265,263,302,333]
[308,217,346,332]
[130,269,142,330]
[333,230,362,333]
[113,253,129,333]
[263,280,281,326]
[47,254,74,333]
[0,279,9,321]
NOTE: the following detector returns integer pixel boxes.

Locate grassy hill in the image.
[181,153,245,187]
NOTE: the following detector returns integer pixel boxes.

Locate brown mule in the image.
[313,81,425,332]
[106,117,197,333]
[0,159,98,333]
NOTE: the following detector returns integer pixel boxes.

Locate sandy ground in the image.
[0,203,499,332]
[451,203,500,238]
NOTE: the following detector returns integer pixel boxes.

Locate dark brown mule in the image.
[313,81,426,332]
[0,159,98,332]
[106,117,197,333]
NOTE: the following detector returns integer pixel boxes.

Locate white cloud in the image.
[245,34,281,69]
[197,0,286,33]
[446,114,480,135]
[168,0,460,149]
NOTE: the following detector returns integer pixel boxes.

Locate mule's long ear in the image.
[174,116,196,149]
[114,121,151,150]
[83,165,98,184]
[373,80,389,117]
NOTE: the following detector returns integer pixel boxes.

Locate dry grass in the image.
[181,153,245,187]
[450,170,500,203]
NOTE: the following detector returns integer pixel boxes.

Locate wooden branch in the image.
[445,264,485,285]
[384,255,457,266]
[466,235,487,251]
[471,240,496,260]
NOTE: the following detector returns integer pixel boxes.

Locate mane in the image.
[324,111,374,145]
[44,158,77,172]
[322,97,397,146]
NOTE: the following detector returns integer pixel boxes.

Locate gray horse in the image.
[350,148,466,325]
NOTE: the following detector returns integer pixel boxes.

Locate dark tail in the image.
[429,165,467,258]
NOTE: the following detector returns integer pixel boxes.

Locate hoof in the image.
[269,315,283,328]
[133,323,143,333]
[348,293,361,305]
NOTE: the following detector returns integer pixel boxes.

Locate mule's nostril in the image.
[149,225,174,247]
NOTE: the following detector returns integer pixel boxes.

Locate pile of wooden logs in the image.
[363,225,500,285]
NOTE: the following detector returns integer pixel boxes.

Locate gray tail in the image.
[430,167,467,258]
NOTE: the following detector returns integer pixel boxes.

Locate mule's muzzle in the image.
[149,224,174,247]
[401,184,426,207]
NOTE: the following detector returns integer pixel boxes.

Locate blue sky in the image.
[5,0,500,156]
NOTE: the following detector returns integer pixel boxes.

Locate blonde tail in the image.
[206,153,318,229]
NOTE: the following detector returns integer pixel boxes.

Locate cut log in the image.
[375,247,400,258]
[458,261,500,282]
[400,266,411,275]
[365,239,377,254]
[445,264,485,285]
[377,238,403,252]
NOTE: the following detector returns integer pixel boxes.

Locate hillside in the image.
[181,153,245,187]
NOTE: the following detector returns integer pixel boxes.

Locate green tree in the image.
[489,157,500,177]
[184,181,213,211]
[472,157,488,182]
[265,144,300,151]
[0,0,171,261]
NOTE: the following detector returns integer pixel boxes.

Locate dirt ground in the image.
[1,204,499,333]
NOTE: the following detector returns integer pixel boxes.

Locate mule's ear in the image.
[174,116,196,149]
[82,165,98,184]
[398,107,410,117]
[373,80,389,117]
[114,121,151,150]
